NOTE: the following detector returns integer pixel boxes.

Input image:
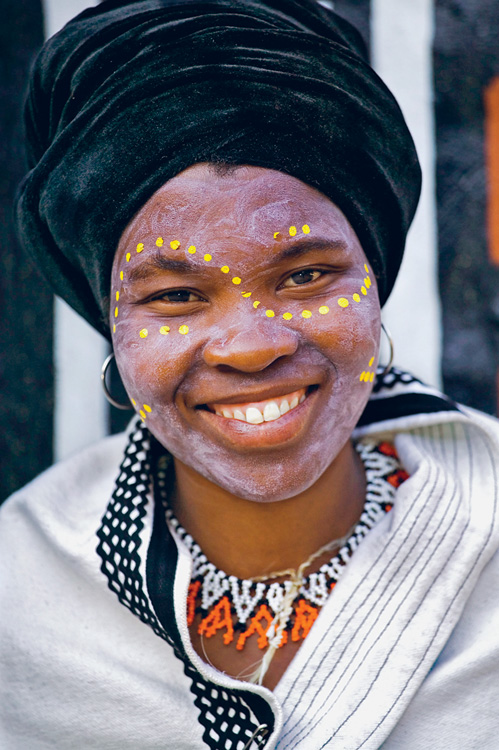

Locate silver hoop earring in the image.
[380,323,394,377]
[100,352,133,410]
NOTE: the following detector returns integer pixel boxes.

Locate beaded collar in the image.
[160,440,408,680]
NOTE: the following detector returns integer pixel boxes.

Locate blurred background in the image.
[1,0,499,502]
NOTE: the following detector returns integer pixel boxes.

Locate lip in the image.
[191,380,318,409]
[193,385,320,451]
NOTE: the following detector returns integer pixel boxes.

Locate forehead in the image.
[115,163,362,264]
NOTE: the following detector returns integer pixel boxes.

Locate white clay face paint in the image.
[111,164,381,502]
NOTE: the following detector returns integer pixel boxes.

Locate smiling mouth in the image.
[204,387,312,424]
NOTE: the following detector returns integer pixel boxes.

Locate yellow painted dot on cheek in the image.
[221,265,230,274]
[120,271,124,281]
[136,243,144,253]
[188,246,196,254]
[139,410,146,419]
[115,291,119,301]
[143,404,152,413]
[360,372,366,382]
[159,326,170,335]
[113,324,116,333]
[114,307,118,318]
[289,226,297,237]
[266,310,275,318]
[139,328,148,338]
[131,399,136,407]
[179,325,189,334]
[302,310,312,319]
[302,224,310,234]
[232,277,241,285]
[273,232,280,239]
[242,291,252,298]
[156,237,164,247]
[353,293,361,303]
[126,253,131,262]
[369,356,375,367]
[170,240,180,250]
[361,286,367,296]
[283,312,293,320]
[204,254,212,262]
[364,277,371,289]
[319,305,329,315]
[364,263,370,274]
[338,298,349,308]
[253,301,260,308]
[370,372,375,382]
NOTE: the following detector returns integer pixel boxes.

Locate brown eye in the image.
[160,290,201,302]
[282,269,322,288]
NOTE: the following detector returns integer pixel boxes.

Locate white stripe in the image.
[42,0,108,461]
[371,0,442,389]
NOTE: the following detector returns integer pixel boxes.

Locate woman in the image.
[2,1,499,748]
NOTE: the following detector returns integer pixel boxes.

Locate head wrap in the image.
[16,0,421,339]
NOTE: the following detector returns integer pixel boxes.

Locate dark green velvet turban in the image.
[16,0,421,339]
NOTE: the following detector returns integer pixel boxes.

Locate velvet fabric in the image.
[16,0,421,339]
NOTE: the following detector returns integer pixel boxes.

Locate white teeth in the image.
[299,394,306,404]
[233,409,246,421]
[289,396,299,409]
[279,399,290,415]
[246,407,264,424]
[263,402,281,422]
[215,409,223,416]
[222,408,232,419]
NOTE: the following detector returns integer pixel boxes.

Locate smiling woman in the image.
[2,1,499,749]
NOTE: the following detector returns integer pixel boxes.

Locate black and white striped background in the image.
[1,0,499,501]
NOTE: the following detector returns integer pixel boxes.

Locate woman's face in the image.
[111,164,381,502]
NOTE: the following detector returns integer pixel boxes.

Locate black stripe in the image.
[357,392,459,427]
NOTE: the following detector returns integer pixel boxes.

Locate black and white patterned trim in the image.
[96,421,274,750]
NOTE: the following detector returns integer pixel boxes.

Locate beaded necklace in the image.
[161,441,408,682]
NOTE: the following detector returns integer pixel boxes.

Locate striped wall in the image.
[1,0,498,500]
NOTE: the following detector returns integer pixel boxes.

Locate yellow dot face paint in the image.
[115,291,119,301]
[242,291,252,298]
[359,372,366,382]
[364,263,369,274]
[143,404,152,413]
[353,293,360,302]
[113,324,116,333]
[204,254,212,262]
[139,328,148,338]
[159,326,170,335]
[361,286,367,296]
[114,307,119,318]
[120,271,124,281]
[188,246,196,254]
[221,265,230,273]
[301,310,312,318]
[253,301,260,308]
[289,226,297,237]
[137,243,144,253]
[170,240,180,250]
[273,232,280,239]
[131,398,136,407]
[369,356,375,367]
[370,372,375,382]
[338,298,349,308]
[319,305,329,315]
[179,325,189,334]
[232,277,241,285]
[126,253,131,262]
[365,277,371,289]
[266,310,275,318]
[156,237,164,247]
[139,410,146,419]
[302,224,310,234]
[283,312,293,320]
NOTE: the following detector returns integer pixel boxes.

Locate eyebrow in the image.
[273,238,349,263]
[125,252,193,283]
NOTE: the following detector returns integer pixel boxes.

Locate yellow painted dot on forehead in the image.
[283,312,293,320]
[221,265,230,273]
[204,254,212,262]
[188,245,196,254]
[361,286,367,296]
[126,253,131,262]
[137,243,144,253]
[115,291,119,301]
[353,293,361,303]
[139,409,146,420]
[232,277,241,285]
[139,328,148,338]
[253,300,261,308]
[113,324,116,333]
[302,224,310,234]
[114,307,118,318]
[143,404,152,413]
[289,226,297,237]
[120,271,124,281]
[242,291,252,298]
[301,309,312,319]
[338,298,349,308]
[156,237,164,247]
[179,324,189,334]
[364,263,370,274]
[159,326,170,335]
[170,240,180,250]
[266,310,275,318]
[365,277,371,289]
[319,305,329,315]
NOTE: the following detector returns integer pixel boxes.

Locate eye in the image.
[157,289,203,303]
[281,269,323,288]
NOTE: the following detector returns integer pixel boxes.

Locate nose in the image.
[202,318,299,372]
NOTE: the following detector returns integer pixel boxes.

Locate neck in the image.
[171,440,366,579]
